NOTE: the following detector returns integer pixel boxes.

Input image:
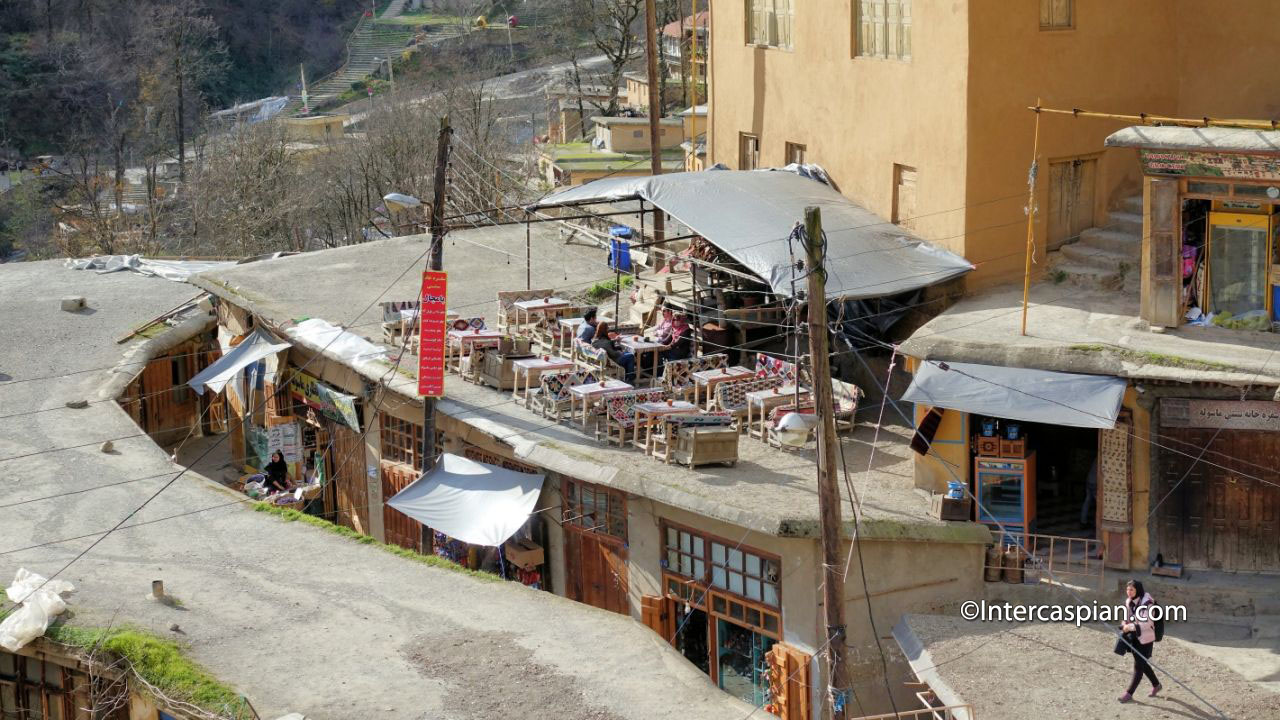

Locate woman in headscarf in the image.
[264,451,291,494]
[659,312,692,363]
[1118,579,1161,702]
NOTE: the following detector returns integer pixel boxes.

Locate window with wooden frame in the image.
[739,133,760,171]
[1040,0,1072,29]
[785,142,806,165]
[0,650,117,720]
[380,415,423,468]
[662,522,781,608]
[746,0,794,50]
[855,0,912,60]
[563,478,627,540]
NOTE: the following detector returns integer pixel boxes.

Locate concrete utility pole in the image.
[643,0,665,243]
[423,117,453,473]
[802,207,851,720]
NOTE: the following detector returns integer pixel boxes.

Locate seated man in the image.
[577,307,599,343]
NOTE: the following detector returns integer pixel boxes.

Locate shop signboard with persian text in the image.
[419,271,448,397]
[1140,149,1280,182]
[1161,398,1280,431]
[267,422,302,462]
[289,369,362,432]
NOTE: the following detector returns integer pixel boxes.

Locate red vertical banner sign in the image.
[418,271,448,397]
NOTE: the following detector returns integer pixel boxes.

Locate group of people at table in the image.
[578,304,692,384]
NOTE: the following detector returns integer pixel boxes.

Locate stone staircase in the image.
[283,0,421,115]
[1046,195,1143,293]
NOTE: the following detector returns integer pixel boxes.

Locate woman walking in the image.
[1119,579,1162,702]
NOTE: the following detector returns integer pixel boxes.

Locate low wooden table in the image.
[692,365,754,409]
[634,400,698,452]
[512,297,571,332]
[568,380,633,431]
[446,329,503,372]
[512,356,575,408]
[620,335,666,386]
[555,317,586,354]
[745,385,811,440]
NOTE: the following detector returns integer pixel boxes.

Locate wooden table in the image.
[745,385,812,440]
[692,365,754,409]
[568,380,633,431]
[634,400,697,452]
[512,356,575,408]
[556,317,586,354]
[512,296,571,332]
[446,329,503,372]
[620,335,666,386]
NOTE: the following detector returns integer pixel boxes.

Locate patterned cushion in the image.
[754,354,797,383]
[714,375,783,412]
[832,379,862,414]
[605,389,665,427]
[663,353,728,394]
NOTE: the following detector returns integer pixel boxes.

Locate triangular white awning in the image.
[387,454,545,547]
[187,327,291,396]
[901,361,1127,430]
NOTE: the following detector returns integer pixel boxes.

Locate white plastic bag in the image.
[0,568,75,651]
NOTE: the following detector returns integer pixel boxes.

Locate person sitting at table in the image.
[646,305,673,340]
[577,308,599,343]
[264,451,291,493]
[658,312,692,364]
[591,321,636,384]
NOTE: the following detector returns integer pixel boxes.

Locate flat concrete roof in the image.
[191,236,989,544]
[896,613,1275,720]
[900,282,1280,387]
[0,260,755,720]
[1106,124,1280,154]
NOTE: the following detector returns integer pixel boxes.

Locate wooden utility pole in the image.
[803,207,850,720]
[643,0,665,243]
[1019,98,1043,337]
[423,117,453,472]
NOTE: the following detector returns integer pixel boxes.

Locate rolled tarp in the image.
[187,327,291,396]
[386,454,544,547]
[901,361,1127,430]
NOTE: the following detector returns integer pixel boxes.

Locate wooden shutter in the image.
[1143,177,1182,326]
[900,0,912,59]
[765,643,812,720]
[381,462,423,551]
[640,595,671,639]
[1099,412,1133,569]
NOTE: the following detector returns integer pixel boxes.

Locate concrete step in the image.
[1059,242,1138,269]
[1046,257,1125,291]
[1120,195,1143,215]
[1104,210,1143,234]
[1079,227,1141,253]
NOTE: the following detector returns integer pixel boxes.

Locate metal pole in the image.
[1020,98,1043,337]
[643,0,665,243]
[423,117,453,474]
[803,207,850,720]
[526,213,532,290]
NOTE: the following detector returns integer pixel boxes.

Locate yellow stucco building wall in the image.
[709,0,1280,289]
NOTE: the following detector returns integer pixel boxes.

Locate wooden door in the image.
[1048,157,1097,249]
[381,462,423,552]
[332,425,368,534]
[893,164,918,229]
[1159,428,1280,572]
[199,349,227,435]
[564,528,629,615]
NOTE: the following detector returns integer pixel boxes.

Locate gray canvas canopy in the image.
[527,169,973,300]
[901,361,1127,429]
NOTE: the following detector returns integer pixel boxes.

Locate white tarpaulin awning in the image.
[387,454,544,547]
[65,254,236,282]
[526,168,973,300]
[901,361,1127,429]
[187,327,290,396]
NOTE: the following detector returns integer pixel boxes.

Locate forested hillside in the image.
[0,0,365,155]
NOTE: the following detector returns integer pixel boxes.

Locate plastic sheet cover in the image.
[0,569,75,652]
[285,318,388,366]
[901,361,1126,429]
[188,327,291,396]
[386,454,544,547]
[65,254,236,281]
[527,169,973,300]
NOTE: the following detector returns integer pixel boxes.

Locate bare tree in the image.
[570,0,643,117]
[191,122,300,255]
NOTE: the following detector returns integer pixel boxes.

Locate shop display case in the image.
[974,452,1036,545]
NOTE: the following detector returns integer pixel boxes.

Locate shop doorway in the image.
[562,478,630,615]
[673,604,710,674]
[716,617,776,707]
[969,416,1098,540]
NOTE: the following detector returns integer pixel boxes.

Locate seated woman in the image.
[591,321,637,384]
[263,450,291,494]
[658,312,692,364]
[645,304,672,340]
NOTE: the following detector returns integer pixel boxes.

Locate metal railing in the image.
[984,532,1105,590]
[851,701,974,720]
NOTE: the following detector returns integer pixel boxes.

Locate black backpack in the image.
[1152,599,1165,642]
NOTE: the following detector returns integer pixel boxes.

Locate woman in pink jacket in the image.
[1119,579,1162,702]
